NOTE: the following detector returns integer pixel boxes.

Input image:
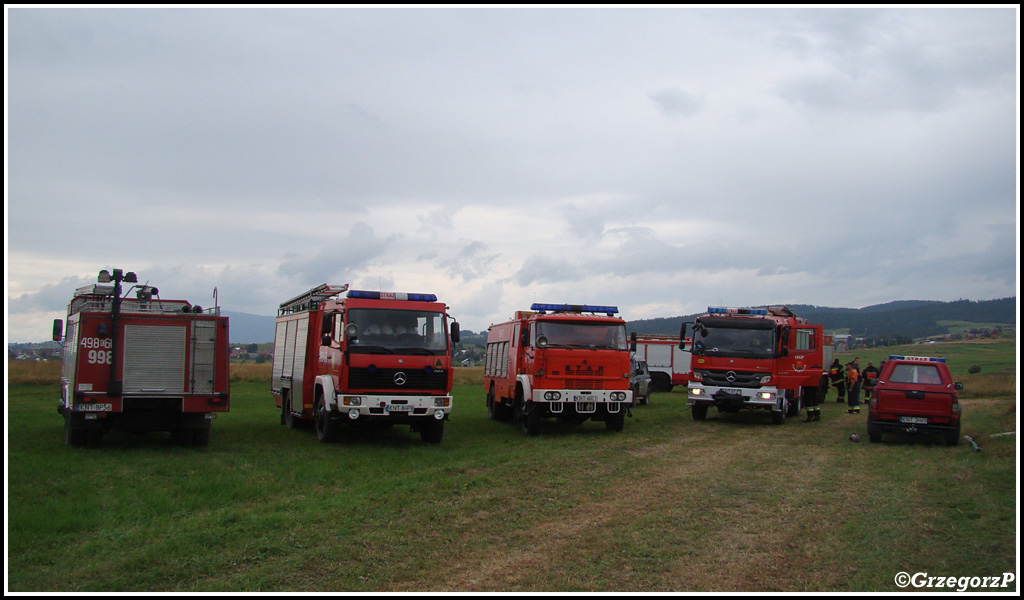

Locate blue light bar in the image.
[889,355,946,363]
[708,306,768,315]
[531,303,619,316]
[348,290,438,302]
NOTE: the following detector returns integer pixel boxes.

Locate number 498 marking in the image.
[87,349,113,365]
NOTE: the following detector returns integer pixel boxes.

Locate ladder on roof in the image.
[278,284,349,315]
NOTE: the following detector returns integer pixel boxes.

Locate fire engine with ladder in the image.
[483,303,634,436]
[271,284,460,444]
[683,306,829,424]
[53,268,230,447]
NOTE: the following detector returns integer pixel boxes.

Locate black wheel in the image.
[283,392,298,429]
[314,394,339,443]
[692,403,708,421]
[63,412,88,448]
[944,422,961,447]
[605,409,625,432]
[772,398,787,425]
[520,399,540,437]
[867,420,882,443]
[192,427,211,447]
[420,418,444,444]
[487,386,498,421]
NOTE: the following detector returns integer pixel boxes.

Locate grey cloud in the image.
[9,275,94,314]
[649,87,705,118]
[276,222,393,285]
[438,241,500,282]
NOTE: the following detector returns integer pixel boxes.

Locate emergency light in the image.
[707,307,768,315]
[348,290,438,302]
[889,355,946,363]
[531,303,619,316]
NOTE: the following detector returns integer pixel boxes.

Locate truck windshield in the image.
[692,323,775,358]
[535,321,627,350]
[347,308,448,355]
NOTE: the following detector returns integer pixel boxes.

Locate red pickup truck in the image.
[867,355,963,446]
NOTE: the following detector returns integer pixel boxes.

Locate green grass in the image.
[6,339,1018,592]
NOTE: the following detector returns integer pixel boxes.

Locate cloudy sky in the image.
[6,6,1019,343]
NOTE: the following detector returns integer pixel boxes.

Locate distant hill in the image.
[224,311,277,345]
[626,297,1016,342]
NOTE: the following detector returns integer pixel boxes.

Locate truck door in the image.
[778,326,819,388]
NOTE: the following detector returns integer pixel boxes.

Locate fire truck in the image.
[683,306,828,424]
[53,268,230,447]
[483,303,633,436]
[271,284,460,444]
[632,334,692,392]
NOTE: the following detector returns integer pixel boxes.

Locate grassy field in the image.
[6,339,1018,592]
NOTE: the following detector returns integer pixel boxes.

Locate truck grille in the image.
[563,379,606,390]
[696,369,762,389]
[348,368,448,392]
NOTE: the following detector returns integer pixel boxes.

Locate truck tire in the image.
[771,398,787,425]
[867,423,882,443]
[651,372,673,393]
[63,412,88,448]
[486,386,498,420]
[691,403,708,421]
[520,400,541,437]
[314,394,339,443]
[944,422,961,447]
[283,392,298,429]
[192,427,210,447]
[605,409,625,432]
[420,418,444,444]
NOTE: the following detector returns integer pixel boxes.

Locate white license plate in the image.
[77,403,112,412]
[387,404,413,412]
[722,388,742,396]
[899,416,928,424]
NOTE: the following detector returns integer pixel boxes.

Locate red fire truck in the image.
[272,284,460,444]
[483,303,633,436]
[683,306,828,424]
[53,268,230,447]
[632,334,692,392]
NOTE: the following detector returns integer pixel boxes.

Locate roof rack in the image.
[279,284,349,315]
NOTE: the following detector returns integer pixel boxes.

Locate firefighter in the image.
[846,361,861,414]
[803,388,821,422]
[828,358,845,404]
[861,361,880,401]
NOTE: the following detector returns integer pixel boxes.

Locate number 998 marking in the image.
[87,349,113,365]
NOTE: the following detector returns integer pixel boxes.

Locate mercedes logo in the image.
[725,371,737,383]
[394,372,407,386]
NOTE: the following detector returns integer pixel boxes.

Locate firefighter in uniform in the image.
[861,361,880,402]
[846,361,861,413]
[828,358,845,404]
[803,387,821,422]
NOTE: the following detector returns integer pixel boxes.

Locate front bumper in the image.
[335,393,452,420]
[688,384,780,410]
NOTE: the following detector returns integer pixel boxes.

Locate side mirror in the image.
[345,323,359,339]
[629,331,637,353]
[52,319,64,342]
[954,382,964,391]
[322,313,333,336]
[451,321,461,344]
